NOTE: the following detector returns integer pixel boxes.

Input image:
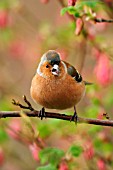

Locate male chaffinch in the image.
[30,50,90,120]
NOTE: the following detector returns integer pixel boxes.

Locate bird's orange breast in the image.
[30,74,85,110]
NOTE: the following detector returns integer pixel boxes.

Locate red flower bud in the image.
[59,162,69,170]
[40,0,49,4]
[0,148,5,166]
[97,159,106,170]
[68,0,77,6]
[75,18,84,35]
[83,141,94,160]
[6,119,21,140]
[0,10,9,28]
[94,53,112,86]
[29,143,40,161]
[9,40,26,58]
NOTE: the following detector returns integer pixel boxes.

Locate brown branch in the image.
[0,110,113,127]
[94,18,113,23]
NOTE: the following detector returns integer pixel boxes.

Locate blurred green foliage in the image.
[39,147,64,166]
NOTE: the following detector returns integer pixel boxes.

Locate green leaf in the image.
[0,28,13,44]
[92,98,100,106]
[94,139,102,149]
[74,11,80,18]
[88,126,102,134]
[69,145,83,157]
[94,139,113,153]
[0,0,9,9]
[103,143,113,153]
[86,105,99,118]
[39,147,64,166]
[0,129,8,143]
[0,98,13,110]
[61,1,103,17]
[75,0,101,10]
[37,164,57,170]
[60,6,76,16]
[60,7,68,16]
[37,124,51,138]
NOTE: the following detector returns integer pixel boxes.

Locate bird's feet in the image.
[39,107,46,120]
[12,95,34,111]
[70,106,78,124]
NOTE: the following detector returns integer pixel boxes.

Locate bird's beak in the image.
[51,64,59,76]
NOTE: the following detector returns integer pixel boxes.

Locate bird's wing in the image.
[63,61,93,85]
[63,61,82,83]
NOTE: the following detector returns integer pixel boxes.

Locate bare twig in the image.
[12,95,34,111]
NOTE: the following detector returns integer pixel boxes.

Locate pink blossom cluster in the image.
[97,159,106,170]
[59,161,69,170]
[6,119,41,162]
[94,50,113,86]
[75,18,84,35]
[83,140,94,160]
[0,148,4,166]
[0,10,12,28]
[40,0,49,4]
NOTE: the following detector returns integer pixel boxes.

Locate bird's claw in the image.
[70,112,78,124]
[70,106,78,124]
[39,107,46,120]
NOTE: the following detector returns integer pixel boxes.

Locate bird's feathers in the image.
[63,61,82,83]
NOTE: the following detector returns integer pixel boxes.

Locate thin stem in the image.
[94,18,113,23]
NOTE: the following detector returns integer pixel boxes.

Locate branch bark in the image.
[0,110,113,127]
[94,18,113,23]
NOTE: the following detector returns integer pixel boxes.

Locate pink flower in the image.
[68,0,77,6]
[97,109,105,120]
[40,0,49,4]
[92,48,101,60]
[83,141,94,160]
[0,148,5,166]
[97,159,106,170]
[94,53,112,86]
[0,10,9,28]
[9,40,26,58]
[29,143,40,162]
[75,18,84,35]
[6,118,21,140]
[59,162,69,170]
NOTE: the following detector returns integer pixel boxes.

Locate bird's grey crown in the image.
[46,50,60,66]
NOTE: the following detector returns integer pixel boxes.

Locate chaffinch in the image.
[30,50,90,120]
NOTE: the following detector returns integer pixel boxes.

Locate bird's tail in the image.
[84,81,93,85]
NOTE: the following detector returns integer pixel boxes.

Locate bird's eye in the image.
[46,65,49,68]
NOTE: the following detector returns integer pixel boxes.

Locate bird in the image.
[30,50,91,121]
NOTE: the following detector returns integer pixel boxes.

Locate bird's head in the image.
[37,50,67,79]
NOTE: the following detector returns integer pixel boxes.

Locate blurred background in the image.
[0,0,113,170]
